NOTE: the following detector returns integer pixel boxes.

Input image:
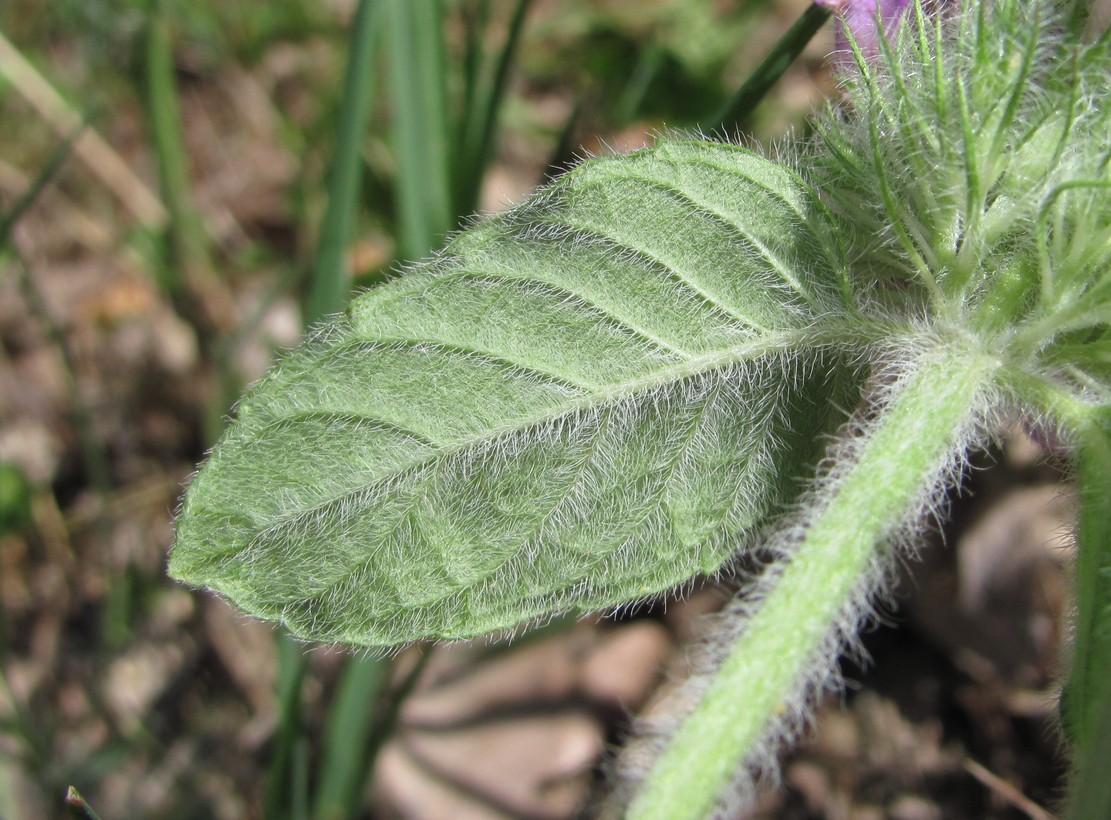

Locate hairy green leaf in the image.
[170,140,861,646]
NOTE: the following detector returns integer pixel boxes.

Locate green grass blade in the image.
[144,0,207,294]
[613,45,666,126]
[709,4,830,135]
[311,657,388,820]
[306,0,382,324]
[290,738,311,820]
[143,0,242,443]
[386,0,452,260]
[263,634,311,820]
[457,0,491,164]
[541,99,583,184]
[0,123,84,251]
[455,0,534,216]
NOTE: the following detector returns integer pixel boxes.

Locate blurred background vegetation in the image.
[0,0,1072,817]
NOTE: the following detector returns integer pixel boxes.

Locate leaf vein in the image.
[539,216,776,333]
[583,171,821,310]
[442,269,695,356]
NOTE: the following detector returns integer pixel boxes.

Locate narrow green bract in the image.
[170,141,858,646]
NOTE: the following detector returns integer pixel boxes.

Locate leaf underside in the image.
[170,140,859,646]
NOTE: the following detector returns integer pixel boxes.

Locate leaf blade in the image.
[171,140,860,646]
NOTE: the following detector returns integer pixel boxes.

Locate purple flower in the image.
[814,0,917,63]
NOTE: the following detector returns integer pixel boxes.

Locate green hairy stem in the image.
[629,341,999,818]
